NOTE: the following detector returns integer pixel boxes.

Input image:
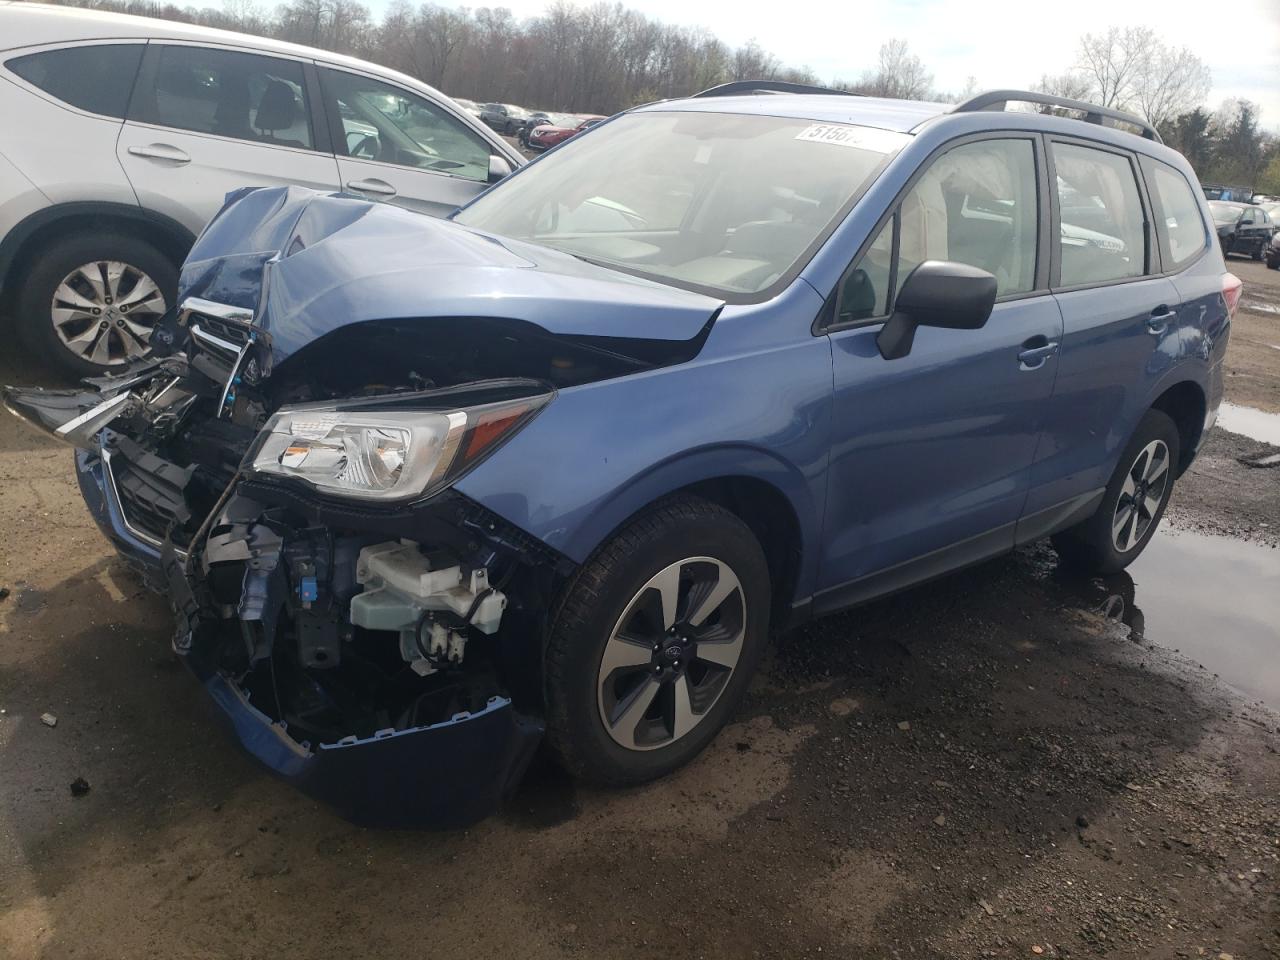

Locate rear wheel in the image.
[15,232,178,377]
[544,495,770,785]
[1052,409,1180,573]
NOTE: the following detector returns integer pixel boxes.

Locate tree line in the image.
[27,0,1280,192]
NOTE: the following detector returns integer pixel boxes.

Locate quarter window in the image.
[1147,160,1209,270]
[6,44,144,119]
[1052,143,1146,286]
[134,46,314,150]
[320,70,491,182]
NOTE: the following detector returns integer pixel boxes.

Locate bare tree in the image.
[1035,71,1094,103]
[1131,45,1212,131]
[1076,26,1152,108]
[858,39,933,100]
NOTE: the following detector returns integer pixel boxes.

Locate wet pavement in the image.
[1070,528,1280,708]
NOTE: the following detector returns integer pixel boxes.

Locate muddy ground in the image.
[1,260,1278,959]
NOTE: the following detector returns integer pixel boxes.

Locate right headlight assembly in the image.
[248,392,550,502]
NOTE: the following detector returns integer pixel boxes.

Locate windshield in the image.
[1208,201,1243,223]
[454,110,908,296]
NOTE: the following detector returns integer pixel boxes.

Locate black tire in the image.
[15,231,179,377]
[544,495,771,785]
[1252,246,1264,262]
[1052,409,1181,574]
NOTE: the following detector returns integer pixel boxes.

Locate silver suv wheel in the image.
[51,260,167,366]
[596,556,746,751]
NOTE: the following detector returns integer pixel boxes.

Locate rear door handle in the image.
[346,178,397,197]
[1147,307,1177,334]
[1018,338,1059,370]
[126,143,190,164]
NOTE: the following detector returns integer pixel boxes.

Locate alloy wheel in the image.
[596,556,746,751]
[1111,439,1171,553]
[50,260,167,366]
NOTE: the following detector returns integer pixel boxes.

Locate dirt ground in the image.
[1,260,1278,960]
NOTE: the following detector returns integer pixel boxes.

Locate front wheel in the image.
[1052,409,1181,573]
[544,495,771,785]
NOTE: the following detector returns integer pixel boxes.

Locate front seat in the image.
[254,80,304,147]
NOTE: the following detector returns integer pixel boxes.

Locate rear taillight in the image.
[1223,272,1243,318]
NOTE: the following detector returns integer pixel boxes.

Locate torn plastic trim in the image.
[198,665,543,828]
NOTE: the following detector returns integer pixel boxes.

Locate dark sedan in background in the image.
[1209,200,1274,260]
[479,102,529,135]
[527,114,606,151]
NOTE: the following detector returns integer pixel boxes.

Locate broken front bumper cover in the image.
[8,384,546,829]
[198,667,542,829]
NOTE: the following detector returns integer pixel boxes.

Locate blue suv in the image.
[4,84,1240,826]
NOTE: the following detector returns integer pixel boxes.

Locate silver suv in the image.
[0,2,522,375]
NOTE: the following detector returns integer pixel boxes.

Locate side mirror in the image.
[876,260,997,360]
[488,155,513,184]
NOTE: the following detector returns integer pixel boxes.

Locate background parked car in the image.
[527,114,606,151]
[1202,183,1254,202]
[0,3,522,376]
[452,96,483,119]
[478,102,529,135]
[1208,200,1274,260]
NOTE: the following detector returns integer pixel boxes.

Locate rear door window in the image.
[1052,142,1147,286]
[133,46,314,150]
[6,43,144,118]
[1144,159,1209,270]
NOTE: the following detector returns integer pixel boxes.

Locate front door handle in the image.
[1147,307,1177,334]
[1018,337,1059,371]
[127,143,190,164]
[346,178,397,197]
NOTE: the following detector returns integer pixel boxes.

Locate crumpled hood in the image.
[179,186,723,364]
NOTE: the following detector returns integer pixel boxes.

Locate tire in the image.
[1052,409,1181,574]
[544,494,771,786]
[1252,246,1264,262]
[15,231,179,377]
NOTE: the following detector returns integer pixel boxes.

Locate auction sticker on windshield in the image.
[795,123,907,153]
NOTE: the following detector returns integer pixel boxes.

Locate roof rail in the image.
[952,89,1162,142]
[692,80,852,98]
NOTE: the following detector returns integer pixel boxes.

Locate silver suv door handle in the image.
[346,178,397,196]
[127,143,191,163]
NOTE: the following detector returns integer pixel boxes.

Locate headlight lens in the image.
[249,393,547,501]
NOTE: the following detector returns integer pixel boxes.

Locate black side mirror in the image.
[877,260,998,360]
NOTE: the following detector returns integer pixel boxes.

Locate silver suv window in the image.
[319,69,491,181]
[6,43,143,119]
[134,46,314,150]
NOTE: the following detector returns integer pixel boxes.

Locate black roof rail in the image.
[952,89,1162,143]
[692,80,853,98]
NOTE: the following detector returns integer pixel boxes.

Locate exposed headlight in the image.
[248,393,549,501]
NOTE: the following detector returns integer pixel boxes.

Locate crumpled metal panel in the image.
[178,185,723,366]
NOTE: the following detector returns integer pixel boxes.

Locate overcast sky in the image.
[372,0,1280,129]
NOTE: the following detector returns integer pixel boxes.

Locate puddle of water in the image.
[1107,530,1280,707]
[1242,299,1279,315]
[1216,401,1280,446]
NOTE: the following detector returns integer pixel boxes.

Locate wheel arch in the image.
[559,446,820,625]
[0,202,195,307]
[1148,378,1207,475]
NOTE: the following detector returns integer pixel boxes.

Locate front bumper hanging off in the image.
[8,383,545,829]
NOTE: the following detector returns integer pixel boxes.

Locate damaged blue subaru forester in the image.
[5,84,1240,827]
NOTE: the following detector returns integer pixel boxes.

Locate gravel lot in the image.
[1,260,1277,960]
